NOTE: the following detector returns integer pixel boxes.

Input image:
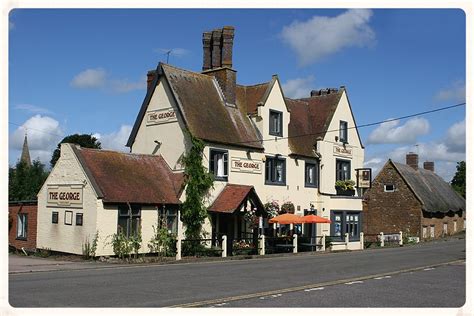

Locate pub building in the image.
[36,26,368,255]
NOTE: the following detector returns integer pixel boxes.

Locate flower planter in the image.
[335,188,355,196]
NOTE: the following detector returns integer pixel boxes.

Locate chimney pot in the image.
[211,29,223,68]
[406,152,419,170]
[146,70,156,90]
[423,161,434,172]
[221,26,234,68]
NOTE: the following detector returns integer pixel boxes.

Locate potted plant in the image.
[335,180,356,196]
[264,200,279,218]
[280,201,295,214]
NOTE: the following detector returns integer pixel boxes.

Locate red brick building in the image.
[9,201,38,252]
[363,153,465,240]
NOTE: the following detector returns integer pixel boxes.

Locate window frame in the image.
[76,213,83,226]
[209,148,229,181]
[16,213,28,240]
[117,204,142,238]
[330,210,361,241]
[64,211,73,225]
[52,211,59,224]
[304,161,318,188]
[336,159,351,181]
[339,120,348,143]
[384,184,395,192]
[265,156,286,186]
[269,110,283,137]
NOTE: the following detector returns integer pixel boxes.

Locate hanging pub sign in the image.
[146,108,177,125]
[333,145,352,158]
[230,157,262,174]
[355,168,372,188]
[47,185,83,207]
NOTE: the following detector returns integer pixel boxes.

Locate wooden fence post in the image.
[259,235,265,256]
[380,232,385,247]
[399,231,403,246]
[345,233,349,250]
[176,236,182,261]
[360,232,364,250]
[293,234,298,253]
[321,234,326,252]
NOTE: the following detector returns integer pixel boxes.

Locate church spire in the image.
[20,133,32,167]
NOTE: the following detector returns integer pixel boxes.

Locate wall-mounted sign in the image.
[47,185,83,207]
[356,168,372,188]
[146,108,177,125]
[333,145,352,158]
[231,157,262,174]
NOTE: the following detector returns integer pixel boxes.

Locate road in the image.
[9,238,465,307]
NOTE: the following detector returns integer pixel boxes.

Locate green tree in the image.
[50,134,101,168]
[180,134,214,251]
[451,161,465,198]
[9,160,49,201]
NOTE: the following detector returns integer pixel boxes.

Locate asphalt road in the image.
[9,238,465,307]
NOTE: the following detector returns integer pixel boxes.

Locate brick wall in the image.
[9,203,38,251]
[363,162,422,238]
[420,210,465,239]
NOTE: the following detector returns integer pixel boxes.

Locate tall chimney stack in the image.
[211,29,222,68]
[406,152,419,170]
[221,26,234,68]
[202,32,212,71]
[423,161,434,172]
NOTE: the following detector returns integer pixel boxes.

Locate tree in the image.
[50,134,101,168]
[9,160,49,201]
[451,161,465,198]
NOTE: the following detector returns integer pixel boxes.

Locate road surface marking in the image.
[345,281,364,285]
[423,268,435,271]
[167,259,464,308]
[304,287,324,292]
[373,276,391,280]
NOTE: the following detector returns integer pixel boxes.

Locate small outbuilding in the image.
[36,143,185,256]
[363,153,466,240]
[9,200,38,252]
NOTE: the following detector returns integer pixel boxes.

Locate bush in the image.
[82,231,99,260]
[148,217,176,257]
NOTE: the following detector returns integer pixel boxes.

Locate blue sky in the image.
[8,9,466,180]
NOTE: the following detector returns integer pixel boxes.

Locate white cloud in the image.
[282,75,315,98]
[71,68,145,93]
[71,68,106,89]
[14,103,53,115]
[10,115,64,165]
[434,81,466,103]
[281,9,375,65]
[365,119,465,181]
[110,76,146,93]
[94,125,132,152]
[367,117,430,145]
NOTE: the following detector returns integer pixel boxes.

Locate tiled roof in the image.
[72,146,184,204]
[286,91,343,157]
[208,184,256,213]
[236,82,271,114]
[392,161,465,213]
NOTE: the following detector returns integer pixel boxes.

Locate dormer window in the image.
[269,110,283,137]
[339,120,348,143]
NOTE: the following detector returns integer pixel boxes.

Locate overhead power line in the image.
[8,122,64,138]
[235,102,466,145]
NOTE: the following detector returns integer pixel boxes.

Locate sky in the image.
[8,8,466,181]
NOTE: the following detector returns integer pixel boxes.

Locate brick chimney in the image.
[202,26,237,105]
[146,70,156,90]
[406,152,419,170]
[423,161,434,172]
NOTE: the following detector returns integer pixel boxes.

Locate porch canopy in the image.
[208,184,264,215]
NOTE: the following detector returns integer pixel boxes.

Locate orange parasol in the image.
[268,213,304,224]
[301,214,331,224]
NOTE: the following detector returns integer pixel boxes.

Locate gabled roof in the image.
[235,82,270,114]
[286,90,343,157]
[391,161,465,214]
[127,63,263,150]
[72,146,184,205]
[208,184,262,213]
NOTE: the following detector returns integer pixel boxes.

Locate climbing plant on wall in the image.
[180,133,214,252]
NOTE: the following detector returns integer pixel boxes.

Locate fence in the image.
[364,231,404,248]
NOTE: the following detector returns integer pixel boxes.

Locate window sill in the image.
[269,132,283,137]
[213,176,228,182]
[304,184,318,188]
[16,237,27,241]
[265,181,286,186]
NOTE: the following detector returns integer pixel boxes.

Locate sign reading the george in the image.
[146,108,177,125]
[47,185,83,207]
[356,168,372,188]
[333,145,353,158]
[231,158,262,174]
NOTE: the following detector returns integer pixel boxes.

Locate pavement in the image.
[8,253,105,273]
